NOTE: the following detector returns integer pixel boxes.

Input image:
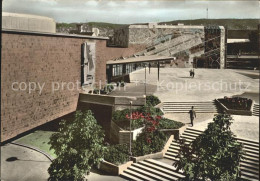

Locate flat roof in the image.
[2,29,109,40]
[107,55,173,65]
[227,39,250,44]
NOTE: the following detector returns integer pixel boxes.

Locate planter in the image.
[130,135,174,163]
[215,99,252,116]
[99,160,133,176]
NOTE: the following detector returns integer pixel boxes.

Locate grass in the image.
[14,130,57,158]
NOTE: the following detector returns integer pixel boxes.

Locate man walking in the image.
[189,106,196,126]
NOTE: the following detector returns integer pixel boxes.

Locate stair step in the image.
[236,138,259,146]
[120,172,142,181]
[124,169,155,181]
[167,148,179,154]
[240,170,259,180]
[164,155,179,161]
[128,166,169,181]
[186,128,203,133]
[240,162,260,172]
[132,162,177,180]
[240,165,259,175]
[139,161,185,180]
[165,152,178,157]
[145,159,184,175]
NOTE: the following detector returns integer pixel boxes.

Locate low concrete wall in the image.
[99,160,133,176]
[215,99,252,116]
[110,121,144,144]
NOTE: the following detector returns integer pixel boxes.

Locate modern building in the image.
[110,23,226,69]
[1,13,145,142]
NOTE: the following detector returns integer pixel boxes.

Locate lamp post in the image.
[127,96,137,157]
[144,64,147,96]
[129,100,132,156]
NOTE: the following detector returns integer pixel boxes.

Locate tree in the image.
[48,110,106,181]
[174,114,244,181]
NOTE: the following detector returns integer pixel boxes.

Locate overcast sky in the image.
[2,0,260,24]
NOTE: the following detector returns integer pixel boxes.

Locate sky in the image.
[2,0,260,24]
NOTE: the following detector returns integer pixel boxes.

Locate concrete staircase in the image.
[163,101,220,113]
[164,128,259,181]
[252,104,259,117]
[120,159,185,181]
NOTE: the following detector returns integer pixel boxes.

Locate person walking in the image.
[192,69,195,78]
[189,106,196,127]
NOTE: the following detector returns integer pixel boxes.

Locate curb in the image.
[10,142,54,161]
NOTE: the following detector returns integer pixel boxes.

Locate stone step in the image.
[180,135,260,153]
[164,155,179,161]
[120,172,142,181]
[139,161,184,180]
[167,148,179,154]
[240,162,260,172]
[236,138,259,148]
[186,128,203,133]
[240,165,259,176]
[124,169,155,181]
[128,165,170,181]
[240,170,259,180]
[145,159,184,174]
[165,152,178,158]
[132,162,177,180]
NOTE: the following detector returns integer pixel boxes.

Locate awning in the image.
[106,55,173,65]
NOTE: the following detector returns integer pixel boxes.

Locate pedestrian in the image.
[192,69,195,78]
[189,106,196,127]
[189,69,193,77]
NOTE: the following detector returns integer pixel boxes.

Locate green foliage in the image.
[174,114,244,180]
[146,95,161,107]
[158,118,185,129]
[137,103,163,116]
[48,110,106,181]
[104,144,129,165]
[132,130,167,157]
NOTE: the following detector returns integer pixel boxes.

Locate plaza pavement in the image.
[1,144,124,181]
[128,68,259,102]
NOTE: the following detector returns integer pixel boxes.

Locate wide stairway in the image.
[163,101,220,113]
[252,103,259,117]
[120,159,185,181]
[164,128,259,181]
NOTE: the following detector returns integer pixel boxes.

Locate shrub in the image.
[132,113,167,156]
[104,144,129,165]
[159,118,185,129]
[174,114,244,180]
[146,95,161,106]
[48,110,106,181]
[104,84,114,93]
[132,130,167,157]
[137,103,163,117]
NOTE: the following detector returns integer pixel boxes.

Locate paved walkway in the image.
[191,115,259,142]
[128,68,259,102]
[1,143,51,181]
[1,143,124,181]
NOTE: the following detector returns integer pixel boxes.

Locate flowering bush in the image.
[132,113,167,156]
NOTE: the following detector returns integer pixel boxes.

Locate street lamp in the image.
[144,64,147,96]
[127,96,137,156]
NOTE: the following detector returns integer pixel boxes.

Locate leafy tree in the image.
[48,110,106,181]
[174,114,244,181]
